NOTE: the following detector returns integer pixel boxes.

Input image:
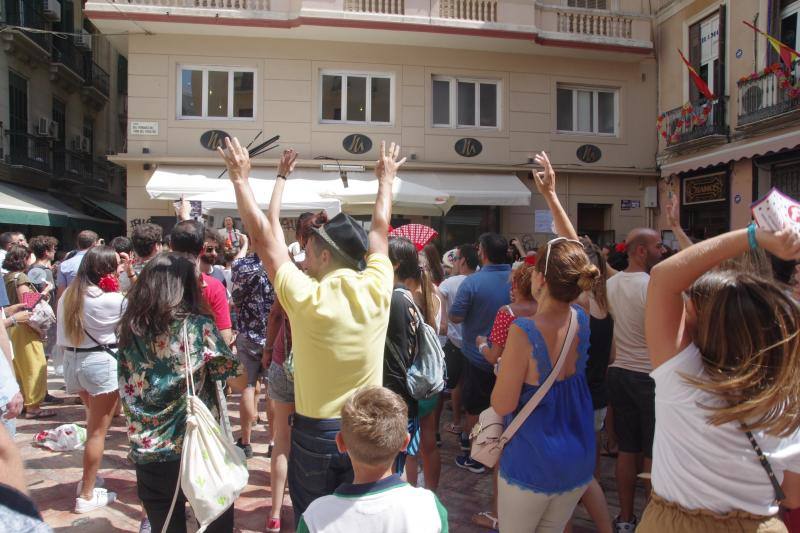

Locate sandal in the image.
[471,511,498,530]
[445,422,463,435]
[25,409,56,419]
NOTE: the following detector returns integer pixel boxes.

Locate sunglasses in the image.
[543,237,583,278]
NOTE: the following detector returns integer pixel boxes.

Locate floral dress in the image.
[117,315,242,465]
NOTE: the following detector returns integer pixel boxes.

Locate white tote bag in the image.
[162,322,249,533]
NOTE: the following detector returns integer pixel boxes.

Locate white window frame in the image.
[319,70,395,125]
[556,85,619,136]
[432,76,501,129]
[782,1,800,52]
[177,65,257,120]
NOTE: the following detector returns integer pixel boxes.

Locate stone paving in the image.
[13,367,645,532]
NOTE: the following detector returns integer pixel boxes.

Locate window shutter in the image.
[689,21,702,103]
[768,0,782,66]
[716,4,726,98]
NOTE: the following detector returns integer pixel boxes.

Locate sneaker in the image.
[139,517,152,533]
[76,476,105,496]
[43,393,64,405]
[459,432,471,452]
[455,454,486,474]
[614,515,638,532]
[236,438,253,459]
[75,487,117,513]
[266,517,281,532]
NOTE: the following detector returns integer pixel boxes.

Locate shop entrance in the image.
[577,203,614,245]
[680,171,730,240]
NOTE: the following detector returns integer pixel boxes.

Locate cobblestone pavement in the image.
[13,367,645,532]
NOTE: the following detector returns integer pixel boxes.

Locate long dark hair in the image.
[422,243,445,285]
[389,237,436,327]
[119,252,211,348]
[62,246,119,345]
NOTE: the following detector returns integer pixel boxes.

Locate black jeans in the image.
[288,414,353,527]
[136,459,235,533]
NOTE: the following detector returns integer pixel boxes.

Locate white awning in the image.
[146,166,455,216]
[399,171,532,206]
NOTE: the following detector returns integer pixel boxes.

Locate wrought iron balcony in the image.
[6,131,51,173]
[737,62,800,130]
[661,98,727,149]
[51,37,87,91]
[0,1,52,61]
[85,62,110,98]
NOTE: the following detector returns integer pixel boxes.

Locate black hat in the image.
[311,213,368,270]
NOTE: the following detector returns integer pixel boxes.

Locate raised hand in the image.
[278,149,298,178]
[533,151,556,196]
[759,225,800,261]
[376,141,406,182]
[175,196,191,221]
[217,137,251,183]
[666,193,680,228]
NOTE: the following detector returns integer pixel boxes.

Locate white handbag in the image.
[470,308,578,469]
[162,322,249,533]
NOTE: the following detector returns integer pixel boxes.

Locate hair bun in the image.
[577,262,601,292]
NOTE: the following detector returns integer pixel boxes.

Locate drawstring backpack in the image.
[161,321,249,533]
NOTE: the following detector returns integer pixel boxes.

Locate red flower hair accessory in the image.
[98,274,120,293]
[524,255,537,266]
[615,242,627,253]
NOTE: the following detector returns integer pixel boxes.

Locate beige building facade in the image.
[88,0,660,250]
[655,0,800,245]
[0,0,127,244]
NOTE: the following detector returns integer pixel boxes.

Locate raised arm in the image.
[267,150,298,244]
[218,137,291,281]
[234,233,249,260]
[533,152,578,241]
[369,141,406,257]
[665,193,693,251]
[646,225,800,369]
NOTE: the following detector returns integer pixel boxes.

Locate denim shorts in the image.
[235,334,265,387]
[63,348,118,396]
[268,361,294,404]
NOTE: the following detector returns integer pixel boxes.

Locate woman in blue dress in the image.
[491,151,598,533]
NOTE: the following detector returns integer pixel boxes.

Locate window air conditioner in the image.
[37,118,50,137]
[75,29,92,51]
[41,0,62,22]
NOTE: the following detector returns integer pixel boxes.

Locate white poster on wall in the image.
[534,210,555,233]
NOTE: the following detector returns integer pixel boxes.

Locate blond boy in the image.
[297,387,449,533]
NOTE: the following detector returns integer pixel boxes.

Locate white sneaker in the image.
[75,487,116,513]
[76,476,105,496]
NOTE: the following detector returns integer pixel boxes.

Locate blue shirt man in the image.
[449,233,511,470]
[56,230,98,296]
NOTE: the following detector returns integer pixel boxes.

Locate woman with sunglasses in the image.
[491,152,598,533]
[638,223,800,531]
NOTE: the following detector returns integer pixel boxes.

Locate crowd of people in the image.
[0,138,799,533]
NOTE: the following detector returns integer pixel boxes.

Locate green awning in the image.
[0,182,116,228]
[85,199,126,221]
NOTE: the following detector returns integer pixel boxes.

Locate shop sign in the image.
[342,134,372,155]
[200,130,230,151]
[455,138,482,157]
[683,174,726,205]
[620,199,641,211]
[576,144,602,164]
[130,121,159,136]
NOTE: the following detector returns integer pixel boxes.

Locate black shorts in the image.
[462,361,496,416]
[443,340,465,390]
[607,366,656,458]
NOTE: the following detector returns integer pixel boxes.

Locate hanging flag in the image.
[677,49,716,101]
[743,20,800,72]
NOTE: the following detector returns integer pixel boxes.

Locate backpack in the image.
[395,288,446,401]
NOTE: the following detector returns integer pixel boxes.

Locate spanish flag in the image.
[743,20,800,72]
[677,49,715,101]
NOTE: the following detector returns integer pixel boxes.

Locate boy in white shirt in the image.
[297,386,448,533]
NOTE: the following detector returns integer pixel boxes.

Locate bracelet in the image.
[9,316,16,327]
[747,222,759,250]
[277,174,287,180]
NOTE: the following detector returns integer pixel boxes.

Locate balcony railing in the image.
[440,0,497,22]
[6,131,51,172]
[738,62,800,127]
[345,0,403,14]
[554,8,632,39]
[102,0,270,8]
[662,99,727,148]
[1,1,51,50]
[52,37,87,79]
[85,61,111,98]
